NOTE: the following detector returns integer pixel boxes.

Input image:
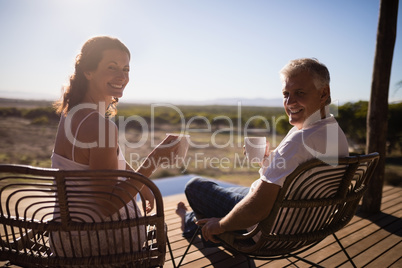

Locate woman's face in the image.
[85,49,130,99]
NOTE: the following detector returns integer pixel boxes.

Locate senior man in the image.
[176,58,349,243]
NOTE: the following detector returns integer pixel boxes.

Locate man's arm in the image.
[197,179,280,243]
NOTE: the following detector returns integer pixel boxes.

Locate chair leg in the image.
[246,255,252,268]
[333,233,357,268]
[166,233,176,268]
[176,226,201,267]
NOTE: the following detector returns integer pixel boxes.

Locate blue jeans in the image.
[182,177,250,237]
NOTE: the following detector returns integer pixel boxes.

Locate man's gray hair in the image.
[280,58,331,105]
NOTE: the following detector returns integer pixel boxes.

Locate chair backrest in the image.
[0,164,166,267]
[224,153,379,256]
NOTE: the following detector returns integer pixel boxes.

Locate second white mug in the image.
[244,137,266,163]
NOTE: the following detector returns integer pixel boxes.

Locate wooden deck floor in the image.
[163,185,402,268]
[1,185,401,267]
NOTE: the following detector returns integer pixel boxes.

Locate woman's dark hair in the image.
[54,36,130,116]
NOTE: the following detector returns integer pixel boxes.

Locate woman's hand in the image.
[149,135,182,166]
[140,186,154,214]
[136,135,182,178]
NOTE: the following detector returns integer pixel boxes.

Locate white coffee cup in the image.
[166,133,190,160]
[244,137,266,163]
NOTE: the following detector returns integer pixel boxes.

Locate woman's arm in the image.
[80,116,146,215]
[125,162,154,213]
[135,135,181,177]
[132,135,182,213]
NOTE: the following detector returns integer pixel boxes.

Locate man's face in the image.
[282,71,329,129]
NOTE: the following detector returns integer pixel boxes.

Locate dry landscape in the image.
[0,99,400,187]
[0,115,264,187]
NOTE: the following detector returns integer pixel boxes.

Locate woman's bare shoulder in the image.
[82,113,118,146]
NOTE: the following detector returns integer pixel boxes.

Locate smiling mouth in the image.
[110,83,123,89]
[289,108,303,114]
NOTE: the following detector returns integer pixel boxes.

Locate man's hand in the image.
[264,141,270,157]
[196,217,225,243]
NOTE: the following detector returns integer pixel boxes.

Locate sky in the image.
[0,0,401,106]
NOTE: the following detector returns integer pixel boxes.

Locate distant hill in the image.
[1,97,284,108]
[189,98,283,107]
[122,97,284,107]
[0,98,53,108]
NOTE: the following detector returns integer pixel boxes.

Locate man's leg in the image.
[185,177,249,219]
[179,177,249,240]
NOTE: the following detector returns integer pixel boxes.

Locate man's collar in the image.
[302,106,331,129]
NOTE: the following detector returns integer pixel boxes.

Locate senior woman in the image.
[51,36,181,257]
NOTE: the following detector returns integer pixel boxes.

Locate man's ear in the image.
[321,86,330,104]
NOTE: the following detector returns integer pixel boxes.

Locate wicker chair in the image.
[0,164,171,268]
[179,153,380,268]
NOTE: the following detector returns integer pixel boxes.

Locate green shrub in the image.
[0,107,22,117]
[23,107,59,121]
[31,116,49,125]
